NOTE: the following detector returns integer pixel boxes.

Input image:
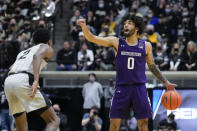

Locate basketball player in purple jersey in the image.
[77,15,177,131]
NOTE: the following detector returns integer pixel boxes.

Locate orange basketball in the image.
[162,90,181,110]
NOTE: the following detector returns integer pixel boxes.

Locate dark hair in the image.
[91,106,99,111]
[88,73,96,78]
[33,28,51,44]
[168,113,175,120]
[123,14,145,35]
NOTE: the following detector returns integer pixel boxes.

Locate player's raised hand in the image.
[165,81,177,90]
[77,19,86,27]
[29,81,38,98]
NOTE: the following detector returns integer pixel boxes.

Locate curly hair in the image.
[123,14,145,35]
[33,28,51,44]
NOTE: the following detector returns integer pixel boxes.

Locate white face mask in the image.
[167,119,173,123]
[147,14,153,18]
[182,12,189,16]
[98,3,104,8]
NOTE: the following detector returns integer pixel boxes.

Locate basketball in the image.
[162,90,181,110]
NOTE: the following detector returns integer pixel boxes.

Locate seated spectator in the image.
[92,0,108,34]
[53,104,68,131]
[101,15,116,34]
[181,41,197,70]
[81,106,102,131]
[56,41,77,71]
[137,0,149,16]
[146,24,161,53]
[98,25,116,37]
[70,9,83,40]
[75,31,86,52]
[96,47,115,70]
[159,113,177,130]
[153,43,169,70]
[168,43,182,71]
[77,42,94,70]
[86,11,95,27]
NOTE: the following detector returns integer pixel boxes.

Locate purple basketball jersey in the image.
[115,38,146,85]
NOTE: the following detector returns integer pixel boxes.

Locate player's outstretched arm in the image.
[77,19,118,49]
[30,44,53,98]
[145,42,177,90]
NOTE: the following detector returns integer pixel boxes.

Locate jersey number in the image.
[18,50,31,60]
[127,57,134,70]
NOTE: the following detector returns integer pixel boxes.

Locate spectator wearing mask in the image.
[98,25,116,37]
[93,0,108,34]
[168,43,182,71]
[53,104,68,131]
[159,113,177,130]
[96,47,115,70]
[56,41,77,71]
[138,0,149,16]
[101,15,116,35]
[146,24,161,52]
[77,42,94,70]
[181,41,197,70]
[82,73,103,112]
[81,106,102,131]
[153,43,169,70]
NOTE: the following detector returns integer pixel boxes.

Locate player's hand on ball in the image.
[77,19,86,27]
[165,81,177,90]
[29,81,38,98]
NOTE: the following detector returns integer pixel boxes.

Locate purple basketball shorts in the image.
[110,84,152,119]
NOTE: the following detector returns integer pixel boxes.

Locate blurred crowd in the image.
[0,0,59,70]
[0,0,197,72]
[57,0,197,71]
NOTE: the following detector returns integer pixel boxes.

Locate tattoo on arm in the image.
[148,63,167,83]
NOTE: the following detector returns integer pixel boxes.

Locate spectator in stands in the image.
[98,25,116,37]
[82,73,103,112]
[101,15,116,34]
[98,15,116,37]
[38,20,47,28]
[7,18,18,41]
[181,41,197,71]
[81,106,102,131]
[95,47,115,70]
[168,43,182,71]
[146,24,161,52]
[159,113,177,130]
[170,4,182,43]
[86,10,96,28]
[70,9,83,40]
[56,41,77,71]
[93,0,108,33]
[77,42,94,70]
[153,43,169,70]
[146,9,159,26]
[155,14,170,39]
[138,0,149,16]
[53,104,68,131]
